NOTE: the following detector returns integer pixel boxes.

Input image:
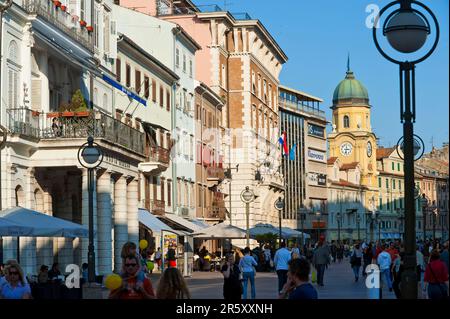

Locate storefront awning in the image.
[138,209,183,236]
[158,213,208,233]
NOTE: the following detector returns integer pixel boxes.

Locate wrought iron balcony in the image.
[23,0,94,51]
[148,146,170,166]
[142,199,166,216]
[6,108,145,155]
[139,146,170,175]
[206,166,225,180]
[279,97,326,119]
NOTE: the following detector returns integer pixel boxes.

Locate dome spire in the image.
[347,52,350,72]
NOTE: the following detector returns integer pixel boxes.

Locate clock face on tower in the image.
[367,141,373,157]
[340,142,353,156]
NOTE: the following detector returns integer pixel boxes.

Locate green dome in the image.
[332,70,369,104]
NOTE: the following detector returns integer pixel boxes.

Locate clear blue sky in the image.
[194,0,449,151]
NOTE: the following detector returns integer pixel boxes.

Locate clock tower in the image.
[328,60,378,190]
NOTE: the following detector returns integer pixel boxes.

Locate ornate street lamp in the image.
[78,136,103,283]
[336,212,342,244]
[274,197,285,247]
[396,208,405,240]
[240,186,255,247]
[373,0,440,299]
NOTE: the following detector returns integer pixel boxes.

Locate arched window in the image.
[343,115,350,128]
[15,185,25,207]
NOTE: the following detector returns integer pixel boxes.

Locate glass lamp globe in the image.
[384,10,429,53]
[82,146,101,164]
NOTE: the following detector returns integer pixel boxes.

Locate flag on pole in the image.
[289,143,297,160]
[278,131,289,156]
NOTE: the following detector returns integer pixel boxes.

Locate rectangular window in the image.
[399,180,402,190]
[135,70,141,93]
[152,80,156,102]
[161,179,165,202]
[175,48,180,68]
[189,59,193,78]
[397,163,401,171]
[94,8,99,48]
[392,162,395,171]
[103,14,110,54]
[166,90,170,111]
[116,59,121,82]
[378,177,382,188]
[167,180,171,206]
[387,200,390,210]
[386,178,389,189]
[125,64,131,87]
[379,198,383,211]
[160,86,164,107]
[183,54,186,73]
[393,179,396,189]
[144,76,149,98]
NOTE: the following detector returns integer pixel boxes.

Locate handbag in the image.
[311,268,317,283]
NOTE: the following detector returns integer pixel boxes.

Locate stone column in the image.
[21,168,37,277]
[113,176,128,272]
[127,178,139,246]
[81,168,98,274]
[96,170,112,275]
[36,181,54,268]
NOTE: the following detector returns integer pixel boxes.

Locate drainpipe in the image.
[172,27,181,215]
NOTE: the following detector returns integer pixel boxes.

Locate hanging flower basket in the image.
[86,26,94,32]
[53,1,62,7]
[79,20,87,27]
[60,5,67,11]
[31,110,41,117]
[74,111,91,117]
[47,112,61,118]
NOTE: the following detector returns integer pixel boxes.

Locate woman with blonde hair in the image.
[0,262,31,299]
[156,267,190,299]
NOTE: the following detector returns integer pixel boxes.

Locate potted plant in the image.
[59,102,75,117]
[71,89,89,117]
[79,20,87,27]
[86,25,94,32]
[53,1,62,7]
[31,110,40,117]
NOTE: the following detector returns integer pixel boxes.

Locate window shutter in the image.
[31,78,42,111]
[109,20,117,59]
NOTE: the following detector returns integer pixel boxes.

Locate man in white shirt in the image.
[274,241,292,294]
[377,244,393,292]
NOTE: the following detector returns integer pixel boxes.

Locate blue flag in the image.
[289,143,296,160]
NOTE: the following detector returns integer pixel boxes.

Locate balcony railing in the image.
[279,98,326,119]
[148,146,170,165]
[23,0,94,51]
[143,199,166,216]
[6,108,144,155]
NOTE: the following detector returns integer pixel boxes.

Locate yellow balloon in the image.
[146,261,154,271]
[139,239,148,250]
[105,274,122,291]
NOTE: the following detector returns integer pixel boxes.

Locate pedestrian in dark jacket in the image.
[363,243,373,276]
[312,241,330,286]
[336,245,344,263]
[350,244,363,282]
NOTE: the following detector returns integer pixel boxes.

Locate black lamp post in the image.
[240,186,255,247]
[78,136,103,283]
[356,214,361,242]
[274,197,285,247]
[373,0,440,299]
[396,208,405,240]
[336,212,341,244]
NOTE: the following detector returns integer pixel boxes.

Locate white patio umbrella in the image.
[249,223,310,239]
[0,217,34,236]
[0,207,88,237]
[192,222,247,239]
[1,206,89,264]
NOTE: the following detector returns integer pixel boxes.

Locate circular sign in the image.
[274,198,284,211]
[0,125,8,150]
[396,134,425,161]
[240,187,255,203]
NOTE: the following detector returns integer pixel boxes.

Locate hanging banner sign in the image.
[307,148,326,163]
[102,74,147,106]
